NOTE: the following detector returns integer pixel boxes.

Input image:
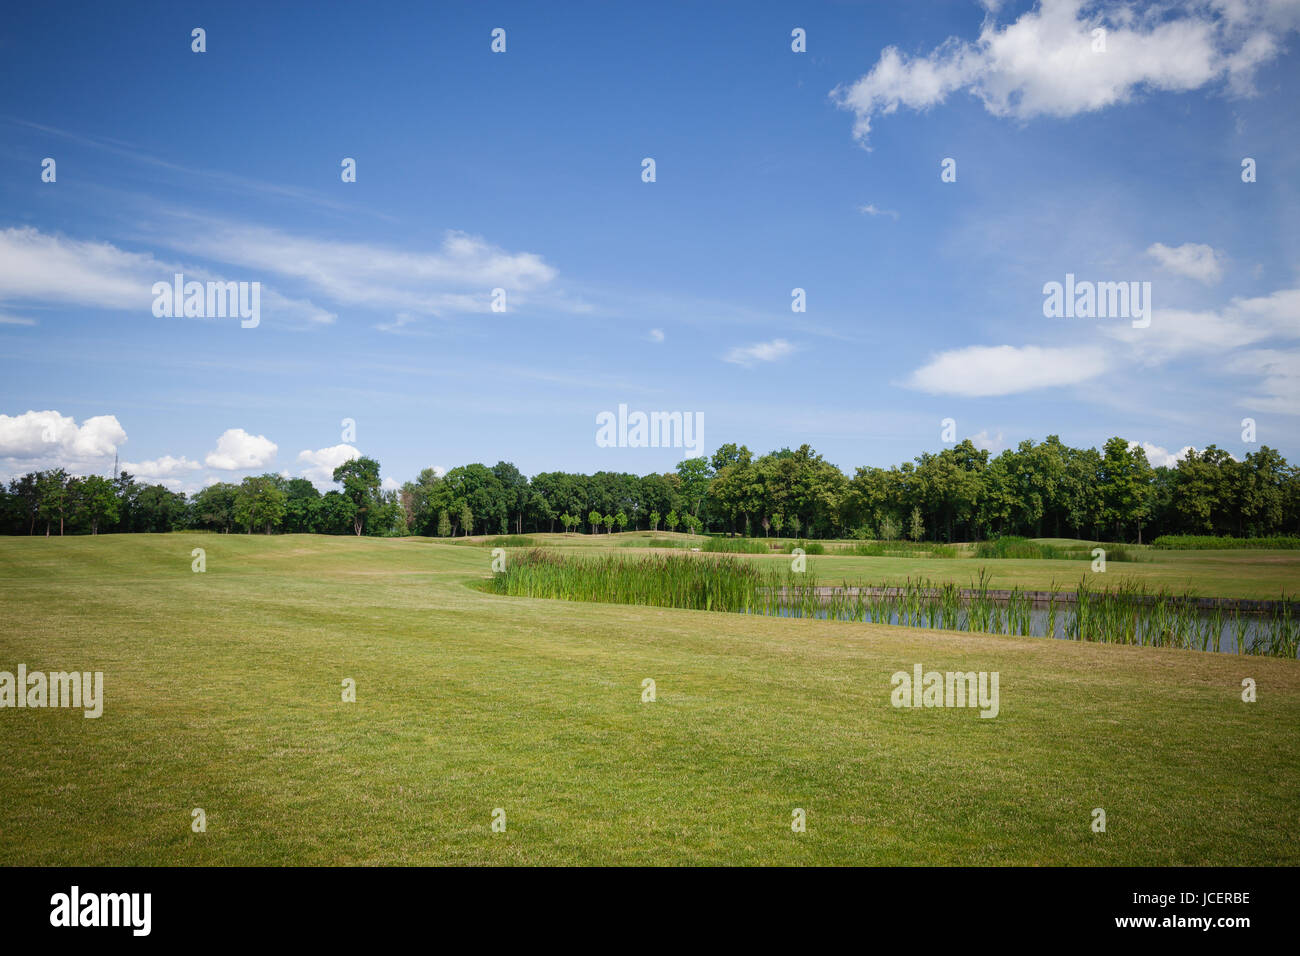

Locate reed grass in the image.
[1151,535,1300,550]
[454,534,538,548]
[701,537,772,554]
[487,551,1299,658]
[974,536,1133,562]
[838,540,957,558]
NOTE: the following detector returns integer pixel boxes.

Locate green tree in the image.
[710,443,752,472]
[73,474,119,534]
[36,468,69,535]
[649,510,661,531]
[332,456,382,536]
[282,478,321,534]
[908,506,925,542]
[675,457,712,518]
[191,482,239,533]
[403,467,445,535]
[588,509,600,534]
[492,461,530,535]
[665,510,679,533]
[7,473,40,535]
[615,510,628,533]
[437,509,451,537]
[235,475,288,534]
[318,491,357,534]
[1100,437,1152,541]
[459,502,473,536]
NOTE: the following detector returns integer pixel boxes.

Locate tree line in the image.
[3,436,1298,543]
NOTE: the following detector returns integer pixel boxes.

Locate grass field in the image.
[2,533,1298,865]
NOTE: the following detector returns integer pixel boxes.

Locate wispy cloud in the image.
[723,338,796,367]
[858,203,899,220]
[164,220,558,318]
[0,226,335,327]
[1226,348,1300,415]
[1105,286,1300,362]
[4,117,388,219]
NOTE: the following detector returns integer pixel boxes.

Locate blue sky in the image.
[1,0,1298,493]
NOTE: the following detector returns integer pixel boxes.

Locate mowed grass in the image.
[1,533,1298,866]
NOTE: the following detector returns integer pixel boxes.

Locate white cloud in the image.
[0,226,335,327]
[1226,348,1300,414]
[1131,440,1195,467]
[859,203,899,220]
[0,312,36,326]
[205,428,278,470]
[0,410,127,482]
[1147,242,1224,283]
[906,344,1108,396]
[297,443,360,487]
[0,227,161,310]
[169,224,558,318]
[648,328,665,343]
[136,475,207,495]
[723,338,796,366]
[1105,286,1300,361]
[969,429,1007,453]
[831,0,1296,144]
[122,455,201,478]
[381,477,401,492]
[376,311,418,333]
[0,410,126,461]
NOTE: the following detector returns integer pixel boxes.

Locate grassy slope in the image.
[1,533,1297,866]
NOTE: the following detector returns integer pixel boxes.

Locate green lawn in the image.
[1,533,1297,865]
